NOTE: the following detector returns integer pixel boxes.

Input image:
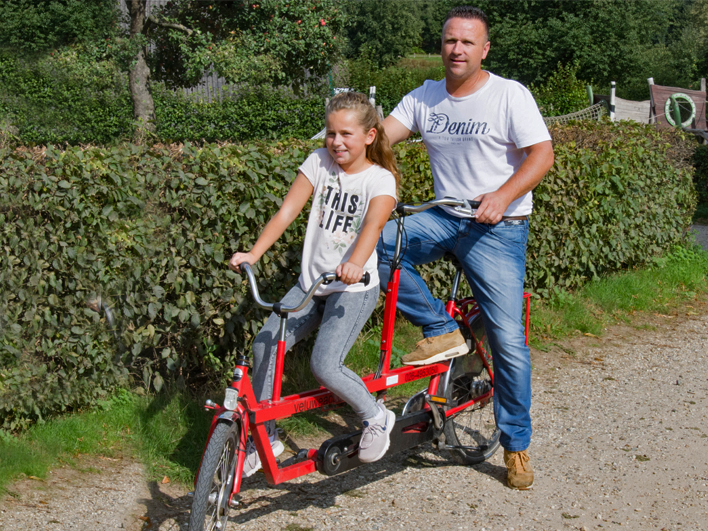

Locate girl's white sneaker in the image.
[359,401,396,463]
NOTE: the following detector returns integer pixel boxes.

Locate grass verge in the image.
[2,244,707,493]
[529,245,708,348]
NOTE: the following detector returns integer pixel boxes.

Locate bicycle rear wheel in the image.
[440,313,501,465]
[189,421,240,531]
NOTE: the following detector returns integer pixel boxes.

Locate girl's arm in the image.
[337,195,397,284]
[229,172,314,272]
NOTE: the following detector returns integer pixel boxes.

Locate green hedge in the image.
[154,87,325,143]
[0,120,696,430]
[0,49,325,146]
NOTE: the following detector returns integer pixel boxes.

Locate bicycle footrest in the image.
[315,409,442,476]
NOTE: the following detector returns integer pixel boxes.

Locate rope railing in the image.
[543,102,607,126]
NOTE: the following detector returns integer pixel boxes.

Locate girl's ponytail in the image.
[325,92,400,189]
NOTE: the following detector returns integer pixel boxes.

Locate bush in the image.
[0,120,696,429]
[0,47,134,145]
[342,58,445,116]
[530,120,696,295]
[154,86,325,143]
[530,63,590,117]
[0,47,326,145]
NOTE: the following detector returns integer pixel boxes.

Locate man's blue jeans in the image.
[377,207,532,452]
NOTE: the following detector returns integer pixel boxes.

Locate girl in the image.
[229,91,399,477]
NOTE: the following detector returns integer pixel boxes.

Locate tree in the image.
[120,0,343,137]
[126,0,155,136]
[411,0,704,100]
[342,0,424,68]
[0,0,119,52]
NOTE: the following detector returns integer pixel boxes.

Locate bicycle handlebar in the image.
[240,263,370,314]
[395,197,481,216]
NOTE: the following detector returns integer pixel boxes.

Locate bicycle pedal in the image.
[428,395,448,405]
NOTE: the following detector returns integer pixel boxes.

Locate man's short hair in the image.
[443,6,489,41]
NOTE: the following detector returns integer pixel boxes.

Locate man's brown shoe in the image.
[504,449,534,490]
[401,329,468,366]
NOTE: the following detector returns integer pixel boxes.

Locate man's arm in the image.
[382,115,413,145]
[473,140,554,224]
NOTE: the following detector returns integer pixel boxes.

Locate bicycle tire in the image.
[440,313,501,465]
[189,421,240,531]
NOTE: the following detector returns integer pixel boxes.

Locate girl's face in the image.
[325,110,376,174]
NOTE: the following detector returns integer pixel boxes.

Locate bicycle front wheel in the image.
[440,314,501,465]
[189,421,240,531]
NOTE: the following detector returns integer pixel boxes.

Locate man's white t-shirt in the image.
[298,148,397,296]
[390,72,551,217]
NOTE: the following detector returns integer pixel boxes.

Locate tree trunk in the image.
[127,0,156,137]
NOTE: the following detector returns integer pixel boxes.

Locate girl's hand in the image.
[229,252,256,272]
[336,262,363,285]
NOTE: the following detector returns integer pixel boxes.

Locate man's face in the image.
[441,17,490,82]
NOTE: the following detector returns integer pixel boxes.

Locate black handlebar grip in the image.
[467,200,482,208]
[334,272,370,286]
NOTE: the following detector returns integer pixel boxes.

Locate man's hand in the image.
[473,190,514,224]
[336,261,363,285]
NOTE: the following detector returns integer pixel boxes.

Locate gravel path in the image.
[2,310,708,531]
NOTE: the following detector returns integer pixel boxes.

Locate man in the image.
[378,6,554,490]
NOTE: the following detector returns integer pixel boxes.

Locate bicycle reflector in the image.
[223,388,239,411]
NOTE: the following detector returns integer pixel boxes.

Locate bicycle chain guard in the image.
[316,409,444,476]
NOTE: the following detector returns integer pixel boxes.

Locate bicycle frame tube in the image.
[375,269,400,379]
[271,316,288,402]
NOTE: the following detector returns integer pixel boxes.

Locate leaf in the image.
[153,373,164,393]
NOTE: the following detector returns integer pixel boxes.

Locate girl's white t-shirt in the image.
[298,148,397,296]
[390,73,551,217]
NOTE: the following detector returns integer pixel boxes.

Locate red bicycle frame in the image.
[198,198,531,504]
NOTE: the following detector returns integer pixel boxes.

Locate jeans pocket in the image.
[489,220,529,248]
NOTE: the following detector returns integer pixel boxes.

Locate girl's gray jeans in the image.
[251,283,380,426]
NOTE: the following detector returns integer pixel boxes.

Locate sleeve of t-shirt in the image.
[507,84,552,149]
[368,168,398,203]
[298,148,328,188]
[389,85,424,134]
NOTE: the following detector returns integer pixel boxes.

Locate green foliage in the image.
[0,47,325,145]
[692,144,708,204]
[0,120,697,429]
[0,0,120,52]
[529,120,696,297]
[154,86,325,143]
[408,0,705,101]
[342,0,424,68]
[530,63,590,117]
[342,58,445,116]
[531,243,708,345]
[148,0,344,89]
[0,47,134,145]
[481,0,703,100]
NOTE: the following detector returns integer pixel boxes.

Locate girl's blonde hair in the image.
[325,91,400,188]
